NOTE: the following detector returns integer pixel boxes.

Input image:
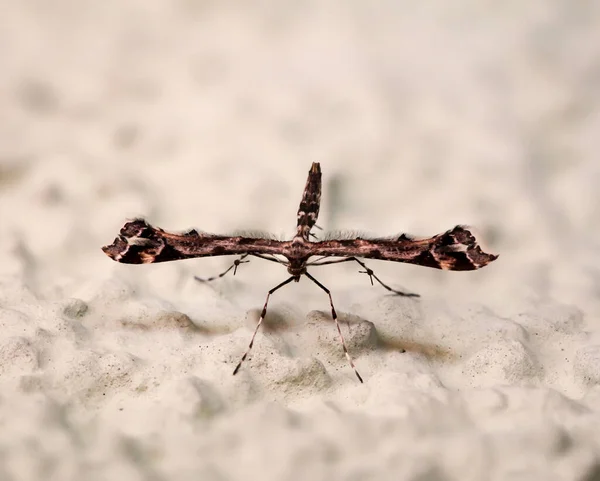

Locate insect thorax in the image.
[286,257,309,278]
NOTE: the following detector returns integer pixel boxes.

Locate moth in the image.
[103,163,497,382]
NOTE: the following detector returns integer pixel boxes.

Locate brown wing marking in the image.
[102,219,284,264]
[310,225,498,271]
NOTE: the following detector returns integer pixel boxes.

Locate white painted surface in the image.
[1,2,600,480]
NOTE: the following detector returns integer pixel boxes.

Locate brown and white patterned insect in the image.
[103,163,498,382]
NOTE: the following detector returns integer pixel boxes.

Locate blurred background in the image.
[1,0,599,319]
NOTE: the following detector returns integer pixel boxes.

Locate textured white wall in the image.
[1,2,599,480]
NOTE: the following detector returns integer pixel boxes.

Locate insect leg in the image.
[194,254,250,283]
[232,275,296,376]
[251,253,289,265]
[307,257,419,297]
[304,271,363,383]
[350,258,420,298]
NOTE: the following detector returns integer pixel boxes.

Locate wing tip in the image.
[436,225,498,271]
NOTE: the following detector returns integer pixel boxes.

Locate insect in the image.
[103,163,498,382]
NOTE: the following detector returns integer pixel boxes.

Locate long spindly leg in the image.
[304,271,363,383]
[232,275,296,376]
[307,257,419,298]
[194,254,250,283]
[251,253,289,265]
